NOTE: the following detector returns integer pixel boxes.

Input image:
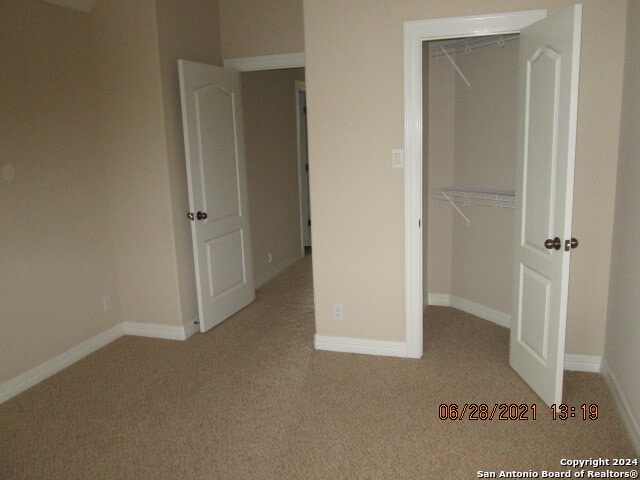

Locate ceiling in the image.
[42,0,97,13]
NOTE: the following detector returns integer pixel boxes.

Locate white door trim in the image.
[223,52,305,72]
[295,81,310,254]
[403,9,547,359]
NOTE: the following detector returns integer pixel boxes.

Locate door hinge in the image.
[303,106,307,115]
[305,164,309,172]
[308,219,311,227]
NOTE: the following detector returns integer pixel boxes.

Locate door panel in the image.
[510,5,582,406]
[196,85,242,222]
[518,265,551,362]
[522,47,559,254]
[179,60,255,333]
[207,230,246,299]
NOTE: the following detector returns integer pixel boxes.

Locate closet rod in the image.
[432,34,519,58]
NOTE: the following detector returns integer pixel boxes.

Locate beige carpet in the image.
[0,256,635,479]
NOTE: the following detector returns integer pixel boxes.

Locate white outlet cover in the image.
[102,295,112,313]
[392,149,404,168]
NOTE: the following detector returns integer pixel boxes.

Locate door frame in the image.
[295,80,311,254]
[222,54,309,265]
[403,9,547,358]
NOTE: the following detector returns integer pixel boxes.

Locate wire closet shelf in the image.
[431,34,519,58]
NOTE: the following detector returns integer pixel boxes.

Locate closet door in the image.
[510,5,582,406]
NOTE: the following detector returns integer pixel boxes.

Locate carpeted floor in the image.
[0,255,635,479]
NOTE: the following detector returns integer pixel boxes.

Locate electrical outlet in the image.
[392,148,404,168]
[267,253,273,264]
[102,295,112,313]
[332,303,344,321]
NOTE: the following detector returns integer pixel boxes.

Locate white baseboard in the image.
[427,294,602,373]
[601,359,640,455]
[1,319,200,404]
[314,335,408,358]
[426,293,451,307]
[564,354,602,372]
[0,324,124,404]
[123,321,195,341]
[183,318,200,339]
[255,253,303,289]
[427,293,511,329]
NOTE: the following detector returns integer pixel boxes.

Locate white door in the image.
[510,5,582,406]
[179,60,255,333]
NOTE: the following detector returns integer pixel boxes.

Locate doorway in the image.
[423,34,519,328]
[405,7,582,405]
[403,9,548,359]
[236,65,309,288]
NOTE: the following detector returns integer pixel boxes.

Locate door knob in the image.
[544,237,561,250]
[565,237,578,251]
[196,211,208,220]
[187,212,195,221]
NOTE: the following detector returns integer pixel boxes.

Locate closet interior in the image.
[423,34,520,323]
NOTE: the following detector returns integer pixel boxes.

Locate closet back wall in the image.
[427,39,519,316]
[425,42,454,300]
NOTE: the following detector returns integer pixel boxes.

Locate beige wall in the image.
[92,0,182,328]
[92,0,221,330]
[1,0,233,386]
[304,0,626,353]
[154,0,222,326]
[449,39,519,313]
[241,68,306,285]
[425,44,454,298]
[219,0,304,59]
[0,0,120,383]
[604,0,640,445]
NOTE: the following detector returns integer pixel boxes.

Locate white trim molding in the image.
[295,80,309,256]
[427,293,511,329]
[427,293,451,307]
[0,324,124,404]
[314,335,408,358]
[0,320,200,404]
[403,9,547,360]
[426,295,601,373]
[123,322,195,341]
[183,319,200,339]
[254,253,304,289]
[223,52,305,72]
[563,354,602,373]
[602,359,640,454]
